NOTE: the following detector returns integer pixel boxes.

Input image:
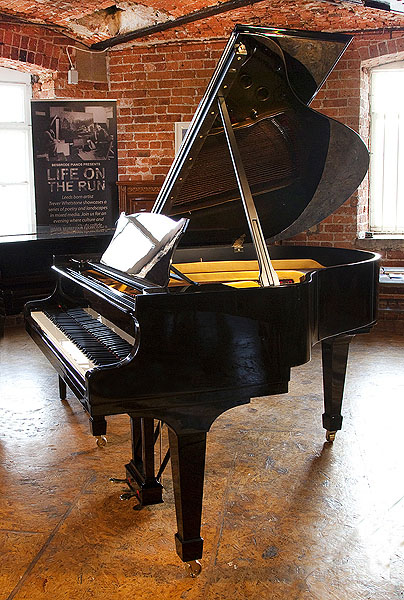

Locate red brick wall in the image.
[110,41,225,181]
[0,22,108,98]
[1,19,404,264]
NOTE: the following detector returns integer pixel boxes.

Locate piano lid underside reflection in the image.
[24,24,379,573]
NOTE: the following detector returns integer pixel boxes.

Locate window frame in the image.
[369,60,404,235]
[0,67,35,235]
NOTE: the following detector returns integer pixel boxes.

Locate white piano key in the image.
[31,311,95,378]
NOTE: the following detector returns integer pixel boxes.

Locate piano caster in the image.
[96,435,107,447]
[185,560,202,578]
[326,430,336,443]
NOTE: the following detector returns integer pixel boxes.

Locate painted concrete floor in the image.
[0,324,403,600]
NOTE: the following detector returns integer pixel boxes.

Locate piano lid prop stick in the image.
[217,94,280,287]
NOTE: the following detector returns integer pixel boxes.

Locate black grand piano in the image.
[25,25,379,576]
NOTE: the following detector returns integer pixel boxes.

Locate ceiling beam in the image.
[90,0,268,50]
[90,0,403,51]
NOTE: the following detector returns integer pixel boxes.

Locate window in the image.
[0,68,34,236]
[369,61,404,234]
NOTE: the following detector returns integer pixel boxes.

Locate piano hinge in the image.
[235,43,247,55]
[232,234,246,253]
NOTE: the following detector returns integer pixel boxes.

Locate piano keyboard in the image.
[31,308,135,378]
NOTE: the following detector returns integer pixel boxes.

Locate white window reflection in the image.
[0,129,29,183]
[101,212,189,285]
[0,84,26,123]
[0,184,32,235]
[370,62,404,234]
[0,68,34,236]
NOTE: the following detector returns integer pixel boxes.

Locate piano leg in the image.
[321,334,355,442]
[58,376,66,400]
[89,415,108,447]
[168,427,206,571]
[125,417,164,505]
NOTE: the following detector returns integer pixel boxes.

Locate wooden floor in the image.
[0,324,403,599]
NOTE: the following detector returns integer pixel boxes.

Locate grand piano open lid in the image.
[153,25,369,247]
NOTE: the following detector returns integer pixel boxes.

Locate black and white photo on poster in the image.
[31,99,118,233]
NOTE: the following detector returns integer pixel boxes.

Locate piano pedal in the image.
[96,435,107,447]
[109,477,128,484]
[109,477,142,504]
[119,490,140,501]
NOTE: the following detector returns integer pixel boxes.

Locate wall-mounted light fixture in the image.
[65,46,108,84]
[66,47,78,84]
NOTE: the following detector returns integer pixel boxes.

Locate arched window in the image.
[0,67,34,235]
[369,61,404,234]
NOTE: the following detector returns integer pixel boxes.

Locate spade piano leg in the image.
[89,415,108,446]
[168,427,206,568]
[321,334,355,442]
[58,376,66,400]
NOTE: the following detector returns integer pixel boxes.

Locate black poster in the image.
[31,99,118,233]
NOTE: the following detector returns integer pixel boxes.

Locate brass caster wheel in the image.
[186,560,202,578]
[96,435,107,447]
[326,430,336,443]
